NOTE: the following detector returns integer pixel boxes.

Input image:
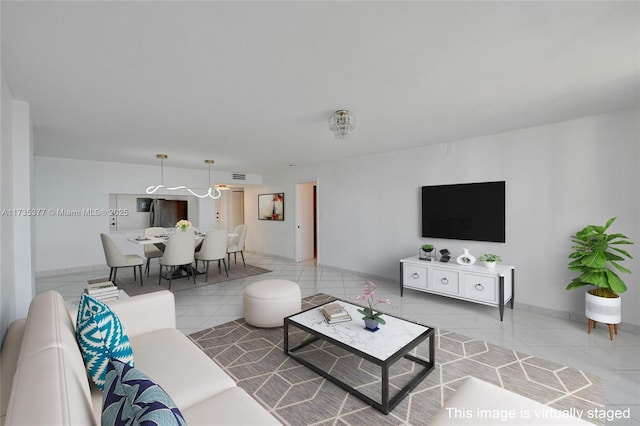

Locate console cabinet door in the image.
[431,269,460,295]
[463,273,498,303]
[403,264,428,290]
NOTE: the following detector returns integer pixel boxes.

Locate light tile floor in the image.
[37,252,640,424]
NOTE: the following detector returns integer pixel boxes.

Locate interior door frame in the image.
[295,179,318,263]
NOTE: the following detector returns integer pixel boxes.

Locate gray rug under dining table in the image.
[108,263,271,296]
[189,293,604,425]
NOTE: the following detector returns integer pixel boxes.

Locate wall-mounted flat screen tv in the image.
[421,181,505,243]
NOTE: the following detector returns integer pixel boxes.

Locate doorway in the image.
[296,181,318,263]
[231,189,245,229]
[215,187,244,232]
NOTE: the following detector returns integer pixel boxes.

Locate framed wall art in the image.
[258,193,284,221]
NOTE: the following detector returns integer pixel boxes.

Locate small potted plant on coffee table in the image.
[354,281,393,332]
[478,253,502,268]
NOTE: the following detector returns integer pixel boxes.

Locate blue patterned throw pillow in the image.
[102,359,186,426]
[76,293,134,391]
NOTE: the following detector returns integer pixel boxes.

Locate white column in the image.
[12,100,34,319]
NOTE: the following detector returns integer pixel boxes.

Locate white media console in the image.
[400,256,515,321]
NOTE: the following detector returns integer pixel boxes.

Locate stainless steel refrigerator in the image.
[149,199,188,228]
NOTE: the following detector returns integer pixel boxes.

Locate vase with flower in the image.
[354,281,393,332]
[175,219,192,232]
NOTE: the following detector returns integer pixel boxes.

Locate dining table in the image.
[127,231,238,278]
[127,233,205,247]
[127,232,235,247]
[127,232,206,278]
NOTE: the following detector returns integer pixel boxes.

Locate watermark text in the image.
[2,208,129,217]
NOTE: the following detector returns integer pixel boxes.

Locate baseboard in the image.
[517,301,640,334]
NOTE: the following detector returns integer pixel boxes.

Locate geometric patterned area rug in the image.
[109,264,270,297]
[189,294,604,425]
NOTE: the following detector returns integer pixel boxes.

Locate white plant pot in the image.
[483,261,496,268]
[585,291,621,324]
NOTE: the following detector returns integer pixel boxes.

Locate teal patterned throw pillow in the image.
[76,293,134,391]
[102,359,186,426]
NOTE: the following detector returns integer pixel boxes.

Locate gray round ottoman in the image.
[243,279,301,327]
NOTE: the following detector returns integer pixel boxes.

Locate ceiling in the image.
[2,1,639,175]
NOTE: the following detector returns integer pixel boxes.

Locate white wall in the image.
[244,184,292,258]
[247,110,640,326]
[33,157,261,273]
[1,72,35,345]
[16,109,640,330]
[11,101,34,319]
[0,72,15,344]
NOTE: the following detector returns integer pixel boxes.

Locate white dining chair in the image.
[100,233,144,286]
[195,229,228,281]
[227,224,247,268]
[158,230,196,289]
[143,226,166,276]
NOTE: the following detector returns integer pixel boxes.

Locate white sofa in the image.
[0,290,280,425]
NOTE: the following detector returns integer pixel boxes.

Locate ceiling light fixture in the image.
[146,155,222,199]
[328,109,356,139]
[215,184,230,191]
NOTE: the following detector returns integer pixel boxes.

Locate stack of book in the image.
[85,280,119,302]
[321,303,352,324]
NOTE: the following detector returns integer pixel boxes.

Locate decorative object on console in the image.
[354,281,392,330]
[419,244,436,261]
[566,216,633,340]
[328,109,356,139]
[146,155,223,199]
[456,248,476,265]
[478,253,502,268]
[175,219,192,232]
[439,248,450,262]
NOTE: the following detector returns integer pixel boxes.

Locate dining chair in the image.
[143,226,166,276]
[100,233,144,286]
[227,224,247,268]
[195,229,228,281]
[158,230,196,289]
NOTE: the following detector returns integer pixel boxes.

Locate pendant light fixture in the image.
[328,109,356,139]
[146,155,222,199]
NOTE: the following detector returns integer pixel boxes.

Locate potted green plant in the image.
[478,253,502,268]
[419,244,435,261]
[566,217,633,339]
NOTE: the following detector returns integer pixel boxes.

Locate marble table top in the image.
[288,300,431,362]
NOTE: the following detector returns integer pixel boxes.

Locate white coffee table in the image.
[284,299,435,414]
